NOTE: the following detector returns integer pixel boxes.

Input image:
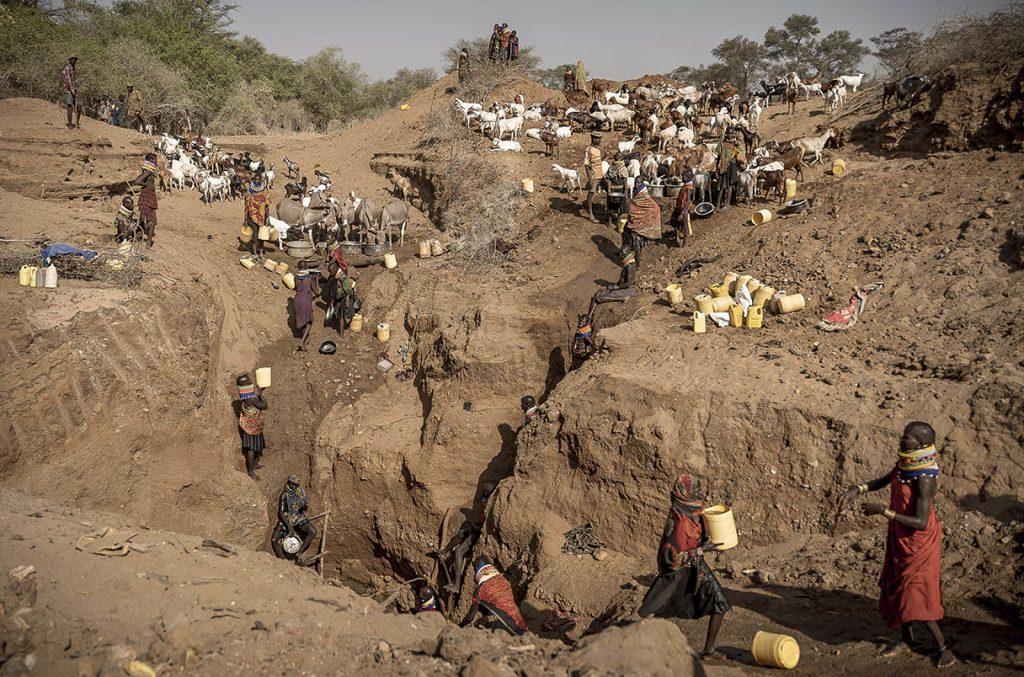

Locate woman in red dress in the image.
[840,421,955,668]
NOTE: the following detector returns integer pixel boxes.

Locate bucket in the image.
[18,265,33,287]
[240,226,253,244]
[710,295,733,313]
[752,285,775,308]
[649,184,664,197]
[709,282,730,298]
[383,252,398,269]
[263,258,277,272]
[752,631,800,670]
[418,241,431,258]
[349,313,363,332]
[752,209,773,226]
[728,303,743,328]
[703,504,738,550]
[692,311,706,334]
[257,225,272,241]
[695,294,715,315]
[240,257,256,270]
[43,264,58,288]
[255,367,272,388]
[522,178,534,193]
[664,184,682,198]
[745,304,764,329]
[275,261,289,275]
[282,272,295,290]
[776,293,805,314]
[431,240,444,257]
[832,159,846,177]
[665,283,684,305]
[785,178,797,200]
[376,322,390,342]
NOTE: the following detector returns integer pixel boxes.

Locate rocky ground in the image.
[0,56,1022,675]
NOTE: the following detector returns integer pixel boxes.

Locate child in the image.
[113,196,138,243]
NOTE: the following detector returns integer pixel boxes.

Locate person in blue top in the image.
[272,475,318,561]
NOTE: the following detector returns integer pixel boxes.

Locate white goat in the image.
[618,135,640,155]
[523,106,543,121]
[675,126,695,148]
[825,84,846,112]
[198,170,229,204]
[657,124,678,152]
[495,115,524,141]
[525,128,544,141]
[838,73,864,92]
[265,162,275,189]
[795,128,835,164]
[552,164,581,194]
[490,139,523,152]
[748,97,764,128]
[554,125,572,139]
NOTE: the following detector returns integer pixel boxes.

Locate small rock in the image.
[980,525,996,536]
[996,192,1011,204]
[592,548,608,561]
[980,207,995,220]
[751,570,771,585]
[374,640,393,662]
[9,565,35,581]
[76,656,99,677]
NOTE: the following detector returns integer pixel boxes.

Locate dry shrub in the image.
[416,63,528,269]
[208,80,311,135]
[909,3,1024,74]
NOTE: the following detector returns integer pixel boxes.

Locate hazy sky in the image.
[229,0,1003,80]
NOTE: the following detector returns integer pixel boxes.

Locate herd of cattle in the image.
[453,70,933,205]
[150,133,411,248]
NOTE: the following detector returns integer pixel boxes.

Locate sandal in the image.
[880,641,910,658]
[936,646,956,668]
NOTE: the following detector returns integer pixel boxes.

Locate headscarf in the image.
[670,474,704,518]
[474,562,500,585]
[897,444,939,485]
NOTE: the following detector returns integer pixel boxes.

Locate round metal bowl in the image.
[285,240,314,259]
[339,241,363,257]
[318,340,337,355]
[781,198,808,214]
[363,243,386,257]
[694,202,715,218]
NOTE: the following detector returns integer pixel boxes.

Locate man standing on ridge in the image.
[125,84,144,132]
[581,132,603,223]
[60,56,80,129]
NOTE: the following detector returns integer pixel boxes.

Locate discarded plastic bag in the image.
[75,527,152,556]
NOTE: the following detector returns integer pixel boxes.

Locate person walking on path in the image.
[235,373,268,481]
[292,260,320,352]
[838,421,955,668]
[457,48,471,84]
[60,56,80,129]
[638,474,731,660]
[581,132,603,222]
[125,84,144,131]
[574,60,588,93]
[244,170,271,258]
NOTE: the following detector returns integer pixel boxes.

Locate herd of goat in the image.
[454,71,932,204]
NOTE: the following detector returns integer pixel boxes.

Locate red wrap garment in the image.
[879,470,945,627]
[475,573,527,633]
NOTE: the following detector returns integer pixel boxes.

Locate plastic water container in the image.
[710,295,733,313]
[728,303,743,327]
[752,285,775,308]
[263,258,277,272]
[785,178,797,199]
[282,272,295,289]
[832,159,846,177]
[703,504,738,550]
[240,226,253,243]
[692,311,706,334]
[349,313,363,332]
[722,272,739,293]
[383,252,397,269]
[240,257,257,270]
[665,283,684,305]
[34,267,45,288]
[745,304,764,329]
[43,264,58,288]
[430,240,444,257]
[752,209,773,226]
[257,225,272,241]
[775,293,806,314]
[376,322,390,342]
[255,367,271,388]
[695,294,715,315]
[752,631,800,669]
[18,266,34,286]
[418,241,431,258]
[275,261,289,275]
[521,178,534,193]
[709,282,730,298]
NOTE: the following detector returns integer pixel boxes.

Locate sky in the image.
[228,0,1005,80]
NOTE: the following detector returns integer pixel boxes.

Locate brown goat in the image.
[772,146,806,181]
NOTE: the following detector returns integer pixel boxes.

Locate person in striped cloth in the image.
[839,421,955,668]
[235,373,268,481]
[128,154,159,248]
[465,558,527,635]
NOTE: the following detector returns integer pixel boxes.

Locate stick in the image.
[317,511,328,578]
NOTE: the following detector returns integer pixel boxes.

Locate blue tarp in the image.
[40,243,99,266]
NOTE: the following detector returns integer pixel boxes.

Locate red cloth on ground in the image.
[475,574,527,632]
[879,470,945,627]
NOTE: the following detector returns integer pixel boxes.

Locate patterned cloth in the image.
[474,565,527,634]
[244,183,270,227]
[897,444,939,485]
[238,401,265,435]
[817,282,884,332]
[60,62,75,93]
[279,485,309,527]
[628,191,662,240]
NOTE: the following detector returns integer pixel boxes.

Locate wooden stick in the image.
[317,511,328,578]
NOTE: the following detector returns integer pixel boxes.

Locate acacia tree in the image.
[711,35,765,94]
[813,30,870,76]
[870,27,923,75]
[763,14,820,76]
[441,37,540,73]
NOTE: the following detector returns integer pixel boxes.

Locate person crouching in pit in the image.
[113,196,138,244]
[464,558,528,635]
[638,474,731,660]
[236,374,268,481]
[839,421,955,668]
